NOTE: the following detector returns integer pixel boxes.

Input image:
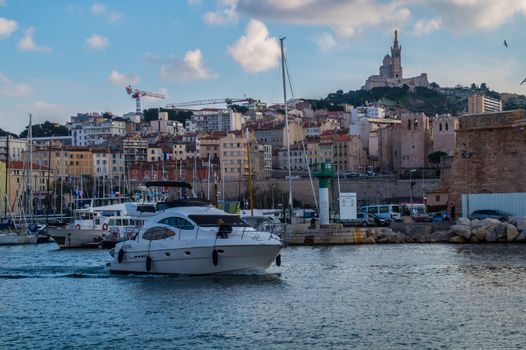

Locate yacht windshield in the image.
[189,215,249,227]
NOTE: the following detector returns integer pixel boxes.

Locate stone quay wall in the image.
[218,177,438,208]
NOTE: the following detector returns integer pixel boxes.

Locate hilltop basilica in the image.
[362,30,429,90]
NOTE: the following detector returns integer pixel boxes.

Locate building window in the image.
[435,195,440,202]
[439,123,442,131]
[407,120,411,130]
[445,123,449,131]
[414,119,418,129]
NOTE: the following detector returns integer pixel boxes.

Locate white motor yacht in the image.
[108,199,285,275]
[49,202,156,248]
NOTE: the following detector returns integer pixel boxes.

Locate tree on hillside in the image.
[230,104,249,114]
[0,128,18,138]
[19,121,69,138]
[143,108,193,124]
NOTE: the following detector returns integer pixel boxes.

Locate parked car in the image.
[371,214,391,226]
[406,204,431,222]
[358,204,402,222]
[339,212,375,227]
[469,210,511,222]
[429,212,445,222]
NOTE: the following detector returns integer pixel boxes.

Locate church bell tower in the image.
[390,30,402,80]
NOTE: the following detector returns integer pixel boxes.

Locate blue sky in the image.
[1,0,526,133]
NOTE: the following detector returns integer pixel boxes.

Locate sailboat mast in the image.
[207,154,211,200]
[280,37,293,222]
[4,134,9,219]
[246,128,254,216]
[46,140,51,223]
[28,113,34,225]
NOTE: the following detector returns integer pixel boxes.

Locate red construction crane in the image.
[125,85,166,114]
[165,97,256,109]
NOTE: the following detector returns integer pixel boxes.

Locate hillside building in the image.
[362,30,429,91]
[467,94,502,114]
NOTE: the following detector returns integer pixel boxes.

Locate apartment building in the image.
[93,149,125,180]
[219,132,270,181]
[467,94,502,114]
[123,137,148,168]
[1,161,54,215]
[185,109,243,133]
[70,115,126,146]
[0,137,27,161]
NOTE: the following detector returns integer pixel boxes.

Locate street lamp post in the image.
[271,184,276,209]
[422,167,425,203]
[410,169,416,216]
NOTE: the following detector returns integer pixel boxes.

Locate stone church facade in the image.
[362,30,429,90]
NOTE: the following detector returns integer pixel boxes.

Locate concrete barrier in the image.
[284,225,367,245]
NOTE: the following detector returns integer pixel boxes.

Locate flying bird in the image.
[504,40,508,48]
[521,78,526,85]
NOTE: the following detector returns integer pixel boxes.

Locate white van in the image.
[405,204,431,222]
[358,204,402,221]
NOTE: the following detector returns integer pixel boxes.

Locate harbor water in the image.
[1,243,525,349]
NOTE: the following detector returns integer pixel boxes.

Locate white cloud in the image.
[314,32,339,52]
[0,72,32,97]
[17,27,52,53]
[21,100,67,114]
[229,0,526,47]
[0,0,5,7]
[85,34,109,50]
[187,0,201,6]
[235,0,411,43]
[428,0,526,31]
[155,49,218,81]
[90,3,122,24]
[0,17,17,38]
[228,19,280,73]
[109,70,140,86]
[413,18,442,36]
[203,0,238,25]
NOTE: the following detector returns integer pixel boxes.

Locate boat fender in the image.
[212,249,219,266]
[146,256,152,272]
[276,254,281,267]
[102,223,109,231]
[75,224,81,230]
[117,248,124,263]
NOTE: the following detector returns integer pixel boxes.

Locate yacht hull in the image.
[109,243,283,275]
[0,233,19,245]
[48,227,104,248]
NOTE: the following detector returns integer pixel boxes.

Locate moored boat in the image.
[109,199,284,275]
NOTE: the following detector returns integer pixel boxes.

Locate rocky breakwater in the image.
[446,217,526,244]
[363,226,452,243]
[366,217,526,244]
[283,218,526,245]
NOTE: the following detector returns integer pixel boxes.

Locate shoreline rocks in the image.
[366,216,526,244]
[284,217,526,245]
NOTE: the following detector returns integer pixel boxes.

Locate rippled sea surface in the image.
[1,243,525,349]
